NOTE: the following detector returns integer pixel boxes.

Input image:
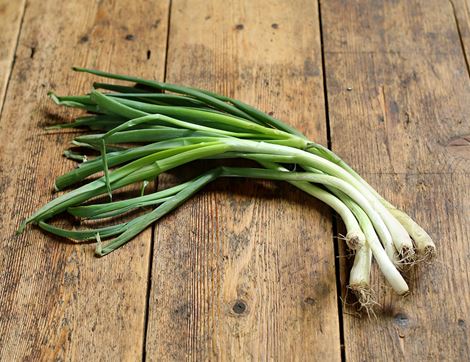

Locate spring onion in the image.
[19,68,435,311]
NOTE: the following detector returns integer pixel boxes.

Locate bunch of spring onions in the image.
[19,68,435,310]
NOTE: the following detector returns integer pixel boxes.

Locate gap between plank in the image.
[142,1,173,360]
[142,179,158,362]
[0,0,28,119]
[317,1,346,361]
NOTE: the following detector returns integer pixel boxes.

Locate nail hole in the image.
[235,24,244,30]
[271,23,279,29]
[394,313,409,327]
[304,297,315,305]
[232,300,247,314]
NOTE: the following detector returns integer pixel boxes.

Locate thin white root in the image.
[397,245,417,267]
[401,244,436,267]
[348,284,379,318]
[346,235,360,250]
[345,230,366,250]
[397,241,436,270]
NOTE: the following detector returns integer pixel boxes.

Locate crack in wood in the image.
[449,0,470,78]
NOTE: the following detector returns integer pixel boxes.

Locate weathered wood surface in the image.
[0,0,26,112]
[322,0,470,360]
[1,0,469,360]
[145,0,341,360]
[0,0,169,360]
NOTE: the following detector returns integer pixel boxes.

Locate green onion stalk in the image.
[19,68,435,310]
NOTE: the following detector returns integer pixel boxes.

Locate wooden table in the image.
[0,0,468,360]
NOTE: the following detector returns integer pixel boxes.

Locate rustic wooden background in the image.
[0,0,469,360]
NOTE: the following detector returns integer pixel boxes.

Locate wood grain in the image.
[0,0,26,113]
[322,0,470,360]
[322,0,470,175]
[2,0,469,360]
[145,0,341,359]
[0,0,169,360]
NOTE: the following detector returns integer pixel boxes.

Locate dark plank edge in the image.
[317,0,347,360]
[0,0,27,117]
[142,1,173,360]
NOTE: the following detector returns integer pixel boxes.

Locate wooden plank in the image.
[0,0,26,112]
[145,0,341,359]
[0,0,169,360]
[322,0,470,360]
[323,0,469,175]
